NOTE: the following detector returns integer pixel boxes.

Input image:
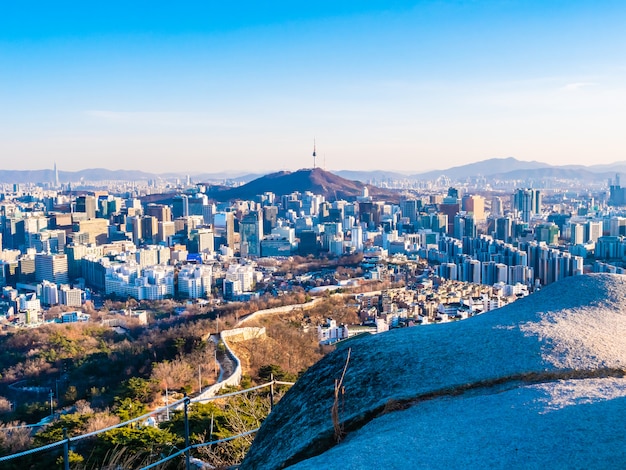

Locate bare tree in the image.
[151,358,194,391]
[0,421,33,454]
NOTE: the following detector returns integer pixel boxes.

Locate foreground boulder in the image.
[241,274,626,469]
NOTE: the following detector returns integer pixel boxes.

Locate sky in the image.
[1,1,625,174]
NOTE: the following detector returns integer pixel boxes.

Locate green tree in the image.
[55,450,83,469]
[64,385,78,404]
[121,377,158,404]
[258,364,296,382]
[34,413,89,445]
[85,426,182,468]
[114,398,147,422]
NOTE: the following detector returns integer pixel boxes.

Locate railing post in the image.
[270,374,275,411]
[184,395,191,470]
[63,428,70,470]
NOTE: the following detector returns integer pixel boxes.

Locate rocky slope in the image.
[241,274,626,469]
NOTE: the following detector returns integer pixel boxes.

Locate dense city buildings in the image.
[1,164,624,327]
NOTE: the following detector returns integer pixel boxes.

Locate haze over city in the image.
[2,1,626,173]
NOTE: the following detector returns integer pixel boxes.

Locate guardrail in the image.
[0,380,294,470]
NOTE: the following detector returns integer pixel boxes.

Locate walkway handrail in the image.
[140,428,261,470]
[0,380,294,464]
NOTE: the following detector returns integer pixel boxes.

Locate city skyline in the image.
[1,1,626,173]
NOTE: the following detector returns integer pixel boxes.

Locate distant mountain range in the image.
[0,168,261,185]
[410,157,625,182]
[410,157,552,180]
[3,157,626,186]
[343,158,626,182]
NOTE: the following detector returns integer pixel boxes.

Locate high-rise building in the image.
[172,195,189,219]
[75,195,97,219]
[586,220,603,243]
[128,216,142,245]
[491,197,504,217]
[513,189,542,223]
[54,162,60,188]
[400,200,421,224]
[240,211,262,257]
[609,217,626,237]
[135,246,160,267]
[568,223,584,245]
[2,217,25,250]
[298,230,319,256]
[262,206,279,235]
[178,265,212,299]
[454,214,476,240]
[73,219,109,245]
[188,227,215,254]
[351,225,363,251]
[18,254,36,283]
[535,223,560,245]
[462,195,486,222]
[40,279,59,306]
[35,253,69,285]
[146,204,172,222]
[157,221,176,245]
[495,217,512,242]
[141,215,158,244]
[212,211,235,249]
[188,193,208,218]
[60,284,83,307]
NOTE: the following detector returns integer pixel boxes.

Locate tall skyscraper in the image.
[513,189,541,223]
[172,195,189,219]
[262,206,278,235]
[240,210,262,257]
[54,162,60,188]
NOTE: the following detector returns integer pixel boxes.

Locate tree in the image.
[0,421,33,454]
[151,359,194,392]
[114,397,147,422]
[121,377,158,404]
[258,364,295,382]
[64,385,78,404]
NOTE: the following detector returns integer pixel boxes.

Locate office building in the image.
[35,253,69,285]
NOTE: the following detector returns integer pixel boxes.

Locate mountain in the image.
[0,168,257,184]
[241,274,626,469]
[491,167,613,182]
[204,168,399,201]
[0,168,161,184]
[411,157,551,180]
[2,158,626,186]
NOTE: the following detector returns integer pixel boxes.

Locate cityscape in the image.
[4,157,626,328]
[2,158,626,466]
[2,1,626,469]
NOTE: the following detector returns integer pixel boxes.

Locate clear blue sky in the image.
[1,1,625,173]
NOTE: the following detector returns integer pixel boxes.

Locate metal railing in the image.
[0,379,294,469]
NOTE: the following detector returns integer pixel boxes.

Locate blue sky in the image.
[1,1,625,173]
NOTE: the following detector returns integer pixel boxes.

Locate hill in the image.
[241,273,626,469]
[491,166,612,182]
[205,168,399,201]
[412,156,551,180]
[0,168,258,185]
